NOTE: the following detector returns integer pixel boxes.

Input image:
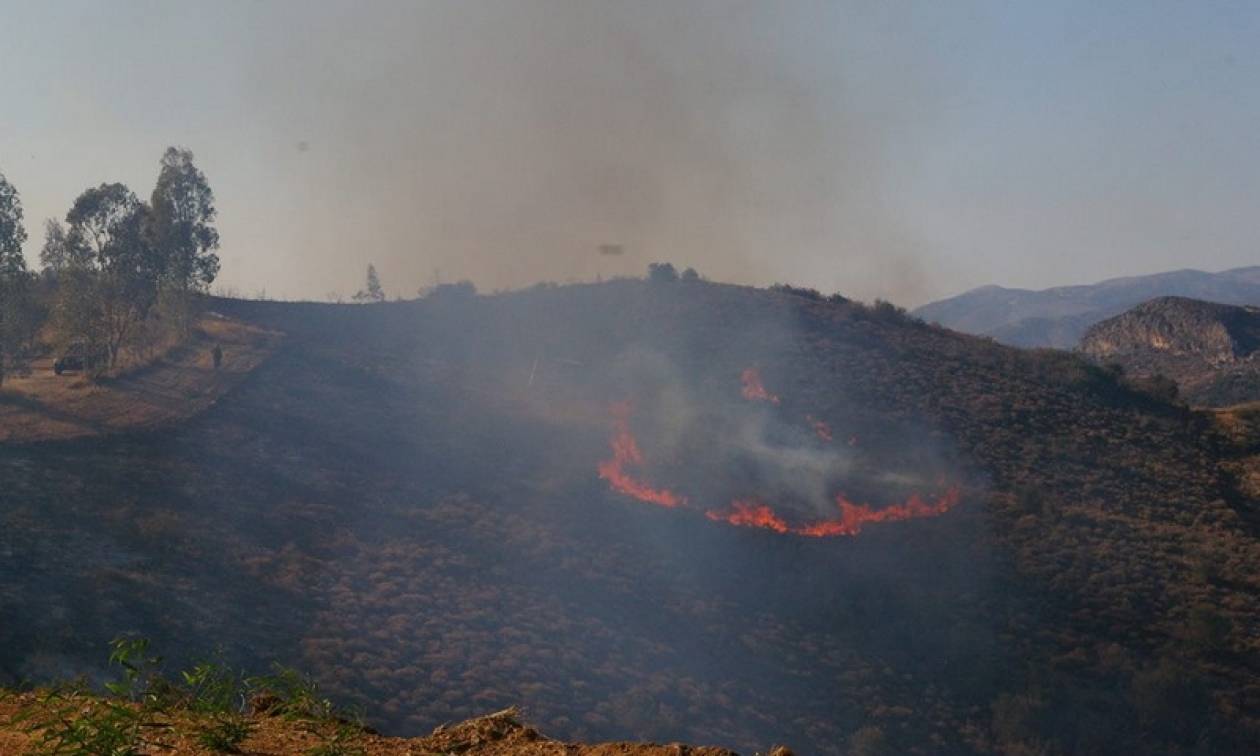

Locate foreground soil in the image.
[0,697,750,755]
[0,314,280,443]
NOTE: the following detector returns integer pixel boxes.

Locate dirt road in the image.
[0,315,280,443]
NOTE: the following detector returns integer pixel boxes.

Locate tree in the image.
[425,280,476,303]
[647,262,678,283]
[39,218,76,278]
[0,171,27,276]
[354,264,385,303]
[0,278,36,387]
[0,171,35,386]
[149,147,220,290]
[62,183,160,368]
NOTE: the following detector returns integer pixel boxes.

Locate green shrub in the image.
[194,714,254,753]
[246,664,336,722]
[306,723,367,756]
[19,684,147,756]
[181,655,247,715]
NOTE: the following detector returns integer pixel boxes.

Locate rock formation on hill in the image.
[1080,296,1260,406]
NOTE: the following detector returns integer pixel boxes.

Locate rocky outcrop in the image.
[1080,296,1260,405]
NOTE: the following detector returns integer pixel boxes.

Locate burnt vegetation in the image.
[0,274,1258,754]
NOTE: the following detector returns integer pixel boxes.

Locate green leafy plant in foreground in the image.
[246,664,338,722]
[14,637,362,755]
[18,680,147,756]
[182,653,255,753]
[181,653,247,714]
[194,714,255,753]
[17,638,166,756]
[305,722,368,756]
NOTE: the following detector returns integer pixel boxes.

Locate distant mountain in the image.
[1080,296,1260,406]
[914,266,1260,348]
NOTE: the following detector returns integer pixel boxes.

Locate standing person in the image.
[212,343,223,370]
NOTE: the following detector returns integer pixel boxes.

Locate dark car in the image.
[53,341,105,375]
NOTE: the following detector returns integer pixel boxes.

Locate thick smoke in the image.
[595,328,957,526]
[219,0,946,304]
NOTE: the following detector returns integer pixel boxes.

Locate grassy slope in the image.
[1,280,1257,754]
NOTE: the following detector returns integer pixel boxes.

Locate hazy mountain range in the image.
[914,266,1260,348]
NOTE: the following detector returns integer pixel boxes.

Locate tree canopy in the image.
[62,183,161,366]
[39,218,72,274]
[149,147,220,290]
[0,171,28,276]
[0,171,34,384]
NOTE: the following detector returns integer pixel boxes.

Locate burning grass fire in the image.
[705,499,790,533]
[807,414,833,442]
[707,487,962,537]
[596,401,687,508]
[598,370,962,537]
[740,367,780,404]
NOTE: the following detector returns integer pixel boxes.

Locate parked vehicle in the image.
[53,341,105,375]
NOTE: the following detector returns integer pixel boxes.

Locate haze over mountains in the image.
[914,266,1260,348]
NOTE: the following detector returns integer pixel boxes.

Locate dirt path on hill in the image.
[0,314,281,443]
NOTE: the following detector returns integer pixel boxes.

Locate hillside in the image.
[0,314,280,443]
[914,266,1260,347]
[2,280,1259,754]
[1080,296,1260,406]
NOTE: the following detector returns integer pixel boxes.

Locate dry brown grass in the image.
[0,315,280,443]
[0,695,740,755]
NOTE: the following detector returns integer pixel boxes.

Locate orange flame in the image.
[806,414,833,442]
[706,499,790,533]
[706,487,962,537]
[597,402,686,508]
[740,368,780,404]
[598,398,961,537]
[799,487,962,537]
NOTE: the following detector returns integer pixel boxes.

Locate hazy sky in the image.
[2,1,1259,305]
